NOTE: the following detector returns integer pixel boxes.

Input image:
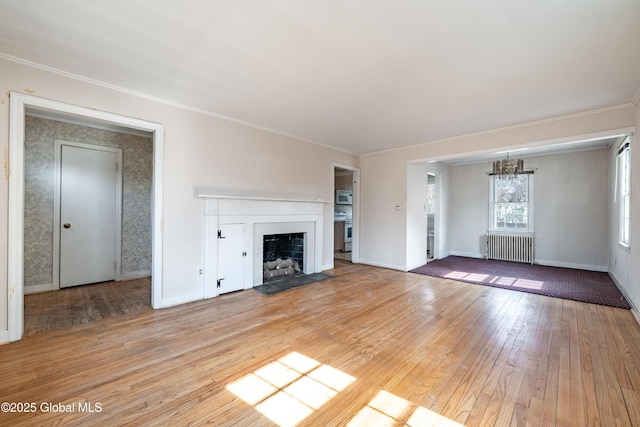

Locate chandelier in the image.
[492,153,524,179]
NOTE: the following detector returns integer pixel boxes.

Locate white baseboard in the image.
[119,270,151,281]
[446,253,607,272]
[0,329,9,345]
[159,290,204,308]
[24,283,55,294]
[449,251,483,259]
[322,262,334,271]
[535,259,607,272]
[357,259,406,272]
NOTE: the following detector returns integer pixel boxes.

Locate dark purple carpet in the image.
[410,256,630,309]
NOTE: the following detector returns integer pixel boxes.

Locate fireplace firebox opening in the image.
[263,233,305,283]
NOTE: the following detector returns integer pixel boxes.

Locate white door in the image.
[217,224,246,295]
[59,144,118,288]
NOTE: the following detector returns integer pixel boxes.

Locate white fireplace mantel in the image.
[199,194,326,298]
[196,192,331,204]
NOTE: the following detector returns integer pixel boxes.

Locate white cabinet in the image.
[217,223,248,295]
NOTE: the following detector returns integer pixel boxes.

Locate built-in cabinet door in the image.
[217,223,246,295]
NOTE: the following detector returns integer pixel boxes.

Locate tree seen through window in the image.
[492,174,529,230]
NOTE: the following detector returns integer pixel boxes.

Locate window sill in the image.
[618,241,630,250]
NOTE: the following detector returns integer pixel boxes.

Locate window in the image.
[489,173,533,232]
[426,176,435,214]
[618,137,631,246]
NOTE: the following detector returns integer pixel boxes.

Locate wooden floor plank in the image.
[2,262,640,426]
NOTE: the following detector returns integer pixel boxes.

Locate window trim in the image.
[488,173,534,233]
[618,137,631,247]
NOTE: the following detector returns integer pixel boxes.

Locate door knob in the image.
[63,223,71,229]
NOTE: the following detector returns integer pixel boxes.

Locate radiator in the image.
[486,234,534,264]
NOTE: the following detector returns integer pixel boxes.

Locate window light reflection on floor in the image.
[445,271,544,291]
[513,278,544,290]
[226,351,356,427]
[348,390,464,427]
[444,271,490,282]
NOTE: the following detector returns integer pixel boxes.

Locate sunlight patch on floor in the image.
[513,278,544,290]
[444,271,489,282]
[442,270,545,293]
[444,271,470,280]
[495,276,516,286]
[226,351,356,427]
[348,390,465,426]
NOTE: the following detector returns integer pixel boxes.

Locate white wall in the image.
[448,149,609,270]
[533,149,609,269]
[406,163,427,270]
[0,58,358,337]
[448,162,489,258]
[359,149,409,270]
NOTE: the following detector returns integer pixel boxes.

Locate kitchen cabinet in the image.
[335,174,352,191]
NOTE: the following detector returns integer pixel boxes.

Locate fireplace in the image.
[263,233,305,282]
[200,194,326,295]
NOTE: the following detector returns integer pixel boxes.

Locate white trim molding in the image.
[536,259,608,273]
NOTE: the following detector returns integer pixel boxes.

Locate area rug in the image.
[253,273,333,295]
[410,256,630,309]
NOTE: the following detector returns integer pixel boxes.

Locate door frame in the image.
[332,162,360,266]
[8,92,164,342]
[426,171,441,261]
[53,140,123,289]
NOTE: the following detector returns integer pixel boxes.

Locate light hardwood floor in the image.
[2,261,640,426]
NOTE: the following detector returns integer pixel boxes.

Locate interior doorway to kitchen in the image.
[333,165,357,263]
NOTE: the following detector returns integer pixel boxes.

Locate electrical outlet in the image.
[198,268,203,275]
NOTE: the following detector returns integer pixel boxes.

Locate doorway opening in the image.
[8,92,164,342]
[334,166,354,263]
[427,173,436,262]
[425,170,441,263]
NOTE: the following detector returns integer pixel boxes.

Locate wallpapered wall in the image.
[24,115,153,289]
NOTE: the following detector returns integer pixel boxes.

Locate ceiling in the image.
[1,0,639,156]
